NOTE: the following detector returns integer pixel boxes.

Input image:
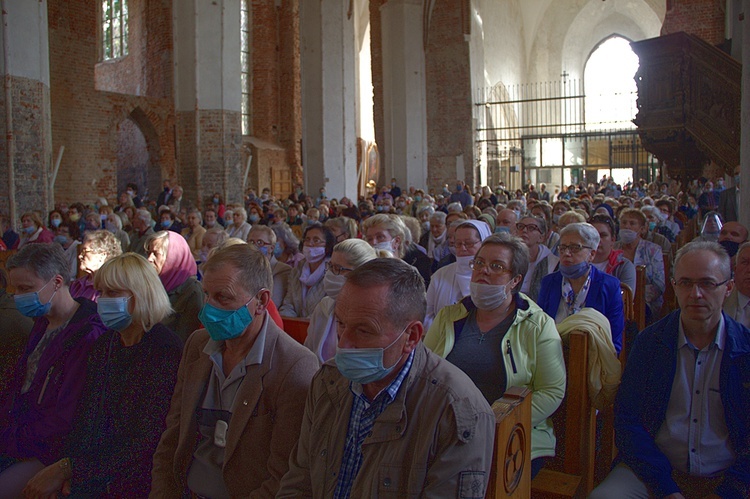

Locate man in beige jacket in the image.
[150,245,318,497]
[277,258,495,498]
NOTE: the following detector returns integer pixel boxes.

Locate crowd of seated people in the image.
[0,173,747,498]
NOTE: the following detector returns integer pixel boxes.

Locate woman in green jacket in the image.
[424,232,566,477]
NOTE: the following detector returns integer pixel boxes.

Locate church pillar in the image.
[174,0,242,208]
[380,0,427,192]
[740,0,750,228]
[299,0,358,200]
[0,0,52,225]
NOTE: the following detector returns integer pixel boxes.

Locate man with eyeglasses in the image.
[247,225,291,306]
[591,241,750,499]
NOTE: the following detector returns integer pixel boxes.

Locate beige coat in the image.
[278,260,327,318]
[181,225,206,260]
[150,315,319,498]
[277,343,496,498]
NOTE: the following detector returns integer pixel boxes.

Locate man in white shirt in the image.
[724,242,750,328]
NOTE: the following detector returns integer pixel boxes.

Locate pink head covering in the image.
[159,231,198,292]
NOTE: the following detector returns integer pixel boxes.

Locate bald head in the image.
[719,221,748,244]
[496,209,518,235]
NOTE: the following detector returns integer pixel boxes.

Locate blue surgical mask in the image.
[273,242,284,259]
[335,326,407,384]
[198,299,254,341]
[54,235,69,246]
[249,214,260,224]
[51,218,62,228]
[494,226,510,234]
[162,220,173,228]
[98,296,133,331]
[259,246,269,257]
[23,226,36,234]
[648,221,656,232]
[14,279,56,318]
[559,261,590,279]
[213,197,220,204]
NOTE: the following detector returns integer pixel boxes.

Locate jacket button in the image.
[243,400,248,406]
[320,449,327,456]
[383,477,391,487]
[463,430,471,438]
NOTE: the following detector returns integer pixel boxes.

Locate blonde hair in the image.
[400,216,421,245]
[94,253,173,331]
[362,214,407,258]
[333,239,379,269]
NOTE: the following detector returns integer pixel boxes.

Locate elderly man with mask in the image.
[150,244,318,497]
[495,208,519,235]
[717,221,748,260]
[424,220,491,329]
[590,241,750,499]
[724,242,750,328]
[277,258,495,497]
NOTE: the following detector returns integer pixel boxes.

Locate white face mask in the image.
[303,246,326,263]
[470,281,511,310]
[372,241,395,253]
[323,271,346,298]
[455,255,473,275]
[619,229,638,244]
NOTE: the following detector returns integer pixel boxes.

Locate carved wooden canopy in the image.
[631,32,741,181]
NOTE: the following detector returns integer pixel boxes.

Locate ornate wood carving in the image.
[631,32,741,180]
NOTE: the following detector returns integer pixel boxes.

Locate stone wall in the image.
[661,0,726,45]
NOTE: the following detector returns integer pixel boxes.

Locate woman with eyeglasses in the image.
[537,223,625,353]
[70,230,123,302]
[516,216,559,301]
[589,215,637,293]
[304,239,387,364]
[247,225,291,306]
[425,232,565,479]
[22,253,182,498]
[279,224,335,318]
[424,220,491,330]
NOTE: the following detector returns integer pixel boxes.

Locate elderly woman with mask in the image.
[145,231,204,342]
[104,213,130,252]
[419,211,449,264]
[279,224,334,318]
[517,215,559,301]
[303,239,381,364]
[425,233,565,478]
[615,208,665,322]
[537,223,624,353]
[589,214,636,293]
[18,212,55,249]
[70,231,123,302]
[424,220,491,329]
[181,209,206,260]
[247,225,291,306]
[226,207,252,241]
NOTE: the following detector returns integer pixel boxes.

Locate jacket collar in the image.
[654,310,750,358]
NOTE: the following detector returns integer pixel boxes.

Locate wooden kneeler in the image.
[487,386,532,499]
[530,331,596,499]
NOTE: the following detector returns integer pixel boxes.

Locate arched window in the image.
[584,36,639,131]
[101,0,129,60]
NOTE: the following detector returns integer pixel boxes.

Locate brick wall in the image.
[48,0,175,207]
[425,0,474,191]
[661,0,726,45]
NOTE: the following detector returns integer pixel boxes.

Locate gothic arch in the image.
[113,106,164,200]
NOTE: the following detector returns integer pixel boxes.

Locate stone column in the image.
[740,0,750,228]
[380,0,427,192]
[299,0,358,200]
[0,0,52,225]
[174,0,242,207]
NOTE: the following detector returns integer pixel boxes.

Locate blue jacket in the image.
[614,311,750,498]
[537,265,624,354]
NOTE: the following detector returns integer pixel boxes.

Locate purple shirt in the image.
[69,275,100,303]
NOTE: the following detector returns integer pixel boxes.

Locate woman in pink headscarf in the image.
[145,231,204,342]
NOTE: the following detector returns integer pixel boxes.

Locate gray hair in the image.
[203,243,273,294]
[248,225,276,245]
[333,239,378,269]
[674,241,731,281]
[560,223,600,249]
[233,206,247,222]
[271,223,300,254]
[429,211,447,225]
[108,213,123,230]
[418,206,435,218]
[477,233,530,295]
[143,230,170,254]
[446,202,463,213]
[345,258,426,326]
[324,216,357,240]
[7,243,74,284]
[136,208,152,223]
[520,215,547,236]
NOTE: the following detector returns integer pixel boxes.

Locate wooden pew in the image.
[661,254,676,316]
[487,387,532,499]
[620,283,634,324]
[531,331,596,499]
[633,265,647,332]
[282,317,309,345]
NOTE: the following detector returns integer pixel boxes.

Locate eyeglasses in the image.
[326,261,353,275]
[454,239,481,250]
[470,259,512,275]
[671,278,729,291]
[248,239,270,248]
[557,244,593,255]
[303,237,326,246]
[516,223,541,233]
